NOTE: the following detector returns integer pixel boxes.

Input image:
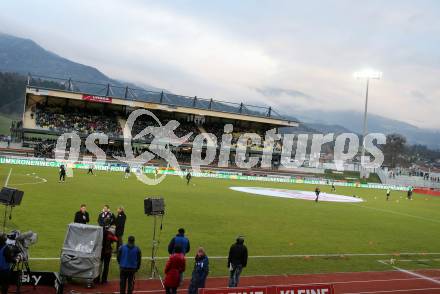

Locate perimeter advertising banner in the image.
[199,284,334,294]
[200,286,268,294]
[82,94,112,103]
[275,284,334,294]
[0,156,409,191]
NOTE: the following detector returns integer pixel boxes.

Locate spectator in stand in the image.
[168,228,190,255]
[118,236,142,294]
[97,219,118,284]
[227,236,248,288]
[188,247,209,294]
[115,206,127,249]
[164,245,186,294]
[74,204,90,224]
[168,228,190,285]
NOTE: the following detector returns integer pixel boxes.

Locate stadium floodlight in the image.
[353,69,382,80]
[354,68,382,178]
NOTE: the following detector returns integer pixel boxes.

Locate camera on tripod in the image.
[5,230,38,263]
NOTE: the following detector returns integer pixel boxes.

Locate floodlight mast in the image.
[354,69,382,178]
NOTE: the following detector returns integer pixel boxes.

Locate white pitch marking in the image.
[349,204,440,224]
[4,168,12,187]
[378,260,440,285]
[31,252,440,260]
[2,172,48,186]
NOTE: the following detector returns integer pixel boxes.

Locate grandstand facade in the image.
[14,75,298,170]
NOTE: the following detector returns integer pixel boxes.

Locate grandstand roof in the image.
[25,75,298,127]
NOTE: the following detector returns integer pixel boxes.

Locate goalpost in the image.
[66,162,74,177]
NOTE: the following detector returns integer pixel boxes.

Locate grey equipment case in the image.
[59,223,103,279]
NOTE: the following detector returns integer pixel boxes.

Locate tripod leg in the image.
[16,262,23,294]
[24,261,35,290]
[152,261,164,288]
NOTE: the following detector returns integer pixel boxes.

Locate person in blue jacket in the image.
[188,247,209,294]
[117,236,142,294]
[0,235,14,294]
[168,228,190,255]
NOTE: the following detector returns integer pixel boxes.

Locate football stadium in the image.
[1,2,440,293]
[0,75,439,294]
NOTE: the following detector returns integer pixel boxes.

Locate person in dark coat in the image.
[407,186,413,200]
[118,236,142,294]
[164,245,186,294]
[315,187,320,202]
[115,206,127,249]
[168,228,190,255]
[97,219,118,284]
[74,204,90,224]
[98,205,115,227]
[188,247,209,294]
[59,164,66,182]
[0,235,15,294]
[228,236,248,288]
[186,172,192,185]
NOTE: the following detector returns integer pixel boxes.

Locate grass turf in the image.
[0,164,439,279]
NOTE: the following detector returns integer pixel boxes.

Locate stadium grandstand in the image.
[10,74,298,171]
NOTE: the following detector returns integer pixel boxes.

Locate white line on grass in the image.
[379,259,440,263]
[4,168,11,187]
[378,260,440,285]
[30,252,440,260]
[11,176,47,186]
[349,203,440,224]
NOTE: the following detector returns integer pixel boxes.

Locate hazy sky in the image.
[1,0,440,129]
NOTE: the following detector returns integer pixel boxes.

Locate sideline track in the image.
[17,269,440,293]
[30,252,440,260]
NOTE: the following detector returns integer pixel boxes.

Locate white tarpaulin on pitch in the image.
[230,187,364,203]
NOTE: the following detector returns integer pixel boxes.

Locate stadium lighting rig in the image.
[354,69,383,80]
[354,68,382,178]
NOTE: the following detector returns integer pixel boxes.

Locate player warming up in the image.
[186,171,192,185]
[87,164,94,175]
[59,164,66,183]
[315,187,320,202]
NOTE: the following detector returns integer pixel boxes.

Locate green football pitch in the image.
[1,164,439,279]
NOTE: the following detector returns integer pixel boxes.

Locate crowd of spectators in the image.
[130,114,199,143]
[389,168,440,183]
[33,139,56,158]
[35,104,122,137]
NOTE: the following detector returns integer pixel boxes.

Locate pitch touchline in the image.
[378,260,440,285]
[379,258,440,263]
[30,252,440,260]
[4,168,12,187]
[349,203,440,224]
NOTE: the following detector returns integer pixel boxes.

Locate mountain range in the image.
[0,32,438,149]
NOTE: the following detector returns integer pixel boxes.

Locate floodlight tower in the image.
[354,69,382,178]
